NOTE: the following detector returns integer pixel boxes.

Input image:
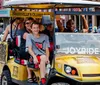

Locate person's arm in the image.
[28,46,37,58]
[45,35,50,63]
[45,47,49,59]
[26,34,38,64]
[23,32,28,40]
[28,46,38,64]
[2,25,10,41]
[81,15,88,33]
[56,19,64,32]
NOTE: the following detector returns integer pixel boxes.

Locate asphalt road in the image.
[0,82,69,85]
[0,77,69,85]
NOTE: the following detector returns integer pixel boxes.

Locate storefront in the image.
[0,0,10,33]
[0,9,10,33]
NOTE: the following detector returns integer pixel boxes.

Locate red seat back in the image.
[16,36,21,47]
[49,42,54,52]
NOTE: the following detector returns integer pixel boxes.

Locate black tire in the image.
[1,70,13,85]
[51,82,70,85]
[46,76,71,85]
[48,82,70,85]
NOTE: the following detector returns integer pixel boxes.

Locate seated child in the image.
[26,22,50,85]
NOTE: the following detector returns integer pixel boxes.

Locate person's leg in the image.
[27,66,34,82]
[27,56,34,82]
[27,66,32,79]
[40,55,47,78]
[40,55,47,85]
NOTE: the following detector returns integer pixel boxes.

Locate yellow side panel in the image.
[55,62,63,73]
[7,59,41,81]
[7,59,28,81]
[13,4,54,9]
[28,4,54,9]
[10,10,54,19]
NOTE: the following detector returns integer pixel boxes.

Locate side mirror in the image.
[56,45,60,49]
[16,36,21,47]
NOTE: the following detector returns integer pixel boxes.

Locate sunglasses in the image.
[25,22,30,24]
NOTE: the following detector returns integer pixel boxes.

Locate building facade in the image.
[86,0,100,31]
[0,0,10,33]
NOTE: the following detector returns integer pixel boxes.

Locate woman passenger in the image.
[23,17,34,40]
[2,18,25,41]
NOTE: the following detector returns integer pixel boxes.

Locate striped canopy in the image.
[3,0,100,8]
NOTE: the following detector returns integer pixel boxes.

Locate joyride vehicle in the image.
[1,0,100,85]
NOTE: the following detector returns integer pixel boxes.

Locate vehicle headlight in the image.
[64,65,78,76]
[65,66,72,73]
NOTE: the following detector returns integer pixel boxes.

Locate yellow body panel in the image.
[28,4,54,9]
[7,58,28,81]
[10,10,53,19]
[13,4,54,9]
[0,42,40,83]
[7,58,41,82]
[55,54,100,82]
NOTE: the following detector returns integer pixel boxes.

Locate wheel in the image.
[51,82,70,85]
[46,76,71,85]
[1,70,13,85]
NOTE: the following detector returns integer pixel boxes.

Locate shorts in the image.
[27,55,41,68]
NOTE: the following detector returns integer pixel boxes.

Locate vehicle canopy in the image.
[3,0,100,8]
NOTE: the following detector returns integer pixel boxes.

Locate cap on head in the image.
[42,15,52,25]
